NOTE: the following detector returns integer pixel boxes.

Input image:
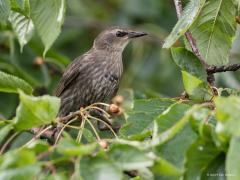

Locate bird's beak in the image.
[127,31,148,38]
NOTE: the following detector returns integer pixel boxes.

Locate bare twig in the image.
[54,118,79,145]
[0,132,19,154]
[24,125,53,147]
[29,103,117,144]
[88,115,118,138]
[207,64,240,74]
[85,118,101,141]
[56,111,81,124]
[174,0,183,18]
[76,111,86,143]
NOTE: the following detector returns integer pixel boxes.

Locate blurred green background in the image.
[0,0,240,119]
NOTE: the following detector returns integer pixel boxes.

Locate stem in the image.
[24,126,53,147]
[173,0,183,18]
[76,111,86,143]
[85,118,101,141]
[0,132,19,154]
[207,64,240,74]
[89,102,110,107]
[57,111,80,123]
[58,122,82,130]
[88,115,118,138]
[9,33,17,65]
[85,106,110,118]
[71,157,81,180]
[54,118,79,145]
[79,111,101,141]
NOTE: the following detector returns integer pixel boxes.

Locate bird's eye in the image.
[116,31,128,37]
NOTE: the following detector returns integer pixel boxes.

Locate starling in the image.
[55,27,147,119]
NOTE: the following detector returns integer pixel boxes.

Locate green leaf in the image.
[80,156,122,180]
[0,148,36,169]
[120,98,175,138]
[0,70,33,94]
[152,105,197,147]
[0,0,10,21]
[26,140,49,154]
[189,0,237,65]
[189,108,217,143]
[152,107,198,170]
[214,96,240,138]
[155,102,191,133]
[9,0,30,17]
[30,0,66,56]
[183,139,221,180]
[163,0,206,48]
[109,144,153,170]
[201,154,225,180]
[0,165,40,180]
[154,123,197,171]
[23,0,30,16]
[0,148,40,179]
[151,157,182,177]
[236,0,240,14]
[138,168,154,180]
[153,105,209,172]
[171,47,207,81]
[226,136,240,180]
[182,71,213,101]
[9,132,33,149]
[8,11,34,51]
[57,138,98,156]
[13,91,60,131]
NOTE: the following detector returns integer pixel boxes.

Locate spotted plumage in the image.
[55,27,147,117]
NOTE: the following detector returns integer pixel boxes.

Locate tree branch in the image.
[207,64,240,74]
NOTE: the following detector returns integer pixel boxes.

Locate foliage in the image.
[0,0,240,180]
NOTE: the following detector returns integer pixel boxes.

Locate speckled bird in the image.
[55,27,147,117]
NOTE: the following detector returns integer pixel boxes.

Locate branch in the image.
[30,103,117,143]
[207,64,240,74]
[56,110,81,123]
[173,0,209,69]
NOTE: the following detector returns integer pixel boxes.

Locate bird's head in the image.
[93,27,147,51]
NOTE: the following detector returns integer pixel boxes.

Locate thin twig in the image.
[54,118,79,145]
[57,111,80,123]
[0,132,19,154]
[88,115,118,138]
[85,118,101,141]
[173,0,183,18]
[207,64,240,74]
[29,103,117,144]
[76,111,86,143]
[24,126,53,147]
[85,106,111,118]
[83,113,101,141]
[58,122,82,130]
[89,102,110,107]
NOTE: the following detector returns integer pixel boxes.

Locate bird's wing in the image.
[54,53,89,97]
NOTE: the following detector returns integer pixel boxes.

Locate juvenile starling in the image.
[55,27,147,118]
